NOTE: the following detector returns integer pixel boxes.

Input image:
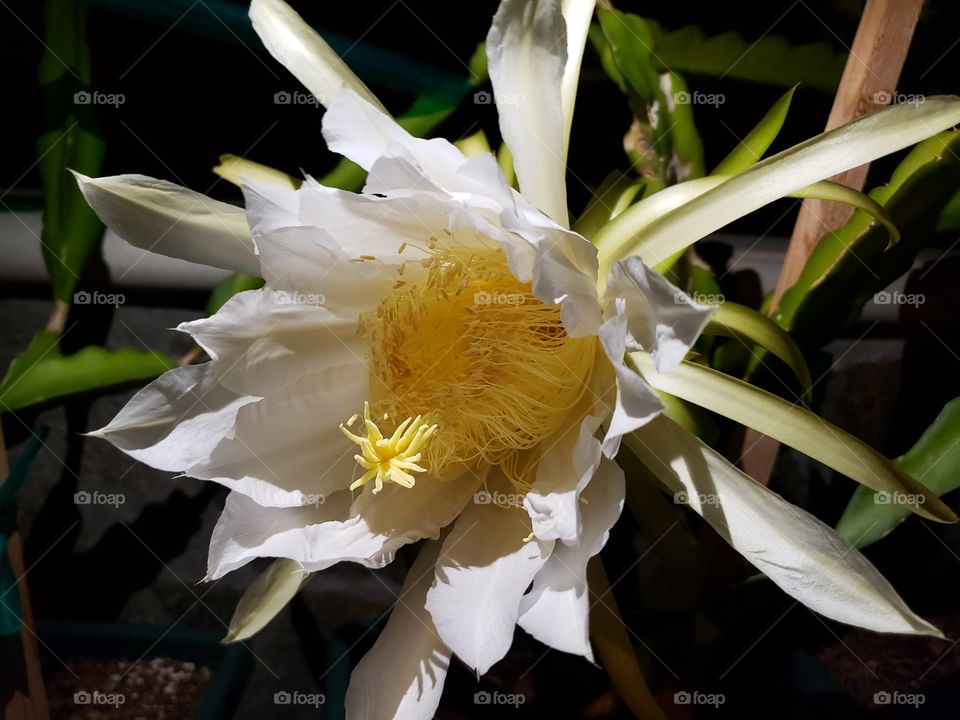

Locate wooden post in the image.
[741,0,925,483]
[1,426,49,720]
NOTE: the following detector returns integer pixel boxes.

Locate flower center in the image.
[339,402,437,494]
[354,244,596,491]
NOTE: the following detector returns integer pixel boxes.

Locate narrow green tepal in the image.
[712,85,796,176]
[628,352,957,525]
[37,0,107,303]
[837,398,960,548]
[223,559,312,643]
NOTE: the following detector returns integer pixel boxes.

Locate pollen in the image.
[356,241,597,491]
[340,402,438,494]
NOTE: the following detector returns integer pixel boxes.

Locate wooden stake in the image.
[1,425,49,720]
[742,0,924,484]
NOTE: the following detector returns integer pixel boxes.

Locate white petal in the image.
[627,417,944,637]
[559,0,596,157]
[253,226,394,316]
[249,0,384,110]
[89,363,255,472]
[518,456,624,658]
[524,407,603,544]
[207,472,481,579]
[529,226,601,337]
[346,541,451,720]
[72,173,258,274]
[178,287,368,395]
[604,256,714,372]
[597,299,665,457]
[487,0,569,225]
[322,89,464,175]
[425,490,554,674]
[192,363,368,507]
[244,174,445,264]
[207,489,351,579]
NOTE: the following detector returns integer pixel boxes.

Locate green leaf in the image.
[0,333,177,412]
[837,398,960,548]
[936,187,960,232]
[776,131,960,346]
[223,559,312,643]
[38,0,107,302]
[662,72,706,180]
[205,273,266,316]
[627,352,957,524]
[596,9,661,101]
[704,302,812,399]
[648,22,845,93]
[595,97,960,274]
[594,12,705,184]
[712,85,797,176]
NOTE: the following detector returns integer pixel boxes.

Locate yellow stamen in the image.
[340,402,438,494]
[359,245,596,490]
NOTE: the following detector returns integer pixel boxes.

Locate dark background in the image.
[3,1,960,718]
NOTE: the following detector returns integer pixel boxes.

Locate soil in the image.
[46,656,211,719]
[818,615,960,708]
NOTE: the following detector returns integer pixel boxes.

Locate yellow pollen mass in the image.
[357,244,597,491]
[340,402,438,494]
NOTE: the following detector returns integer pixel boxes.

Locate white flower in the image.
[74,0,953,717]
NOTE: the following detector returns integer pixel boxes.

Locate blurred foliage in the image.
[0,332,176,412]
[837,397,960,548]
[776,131,960,347]
[37,0,106,303]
